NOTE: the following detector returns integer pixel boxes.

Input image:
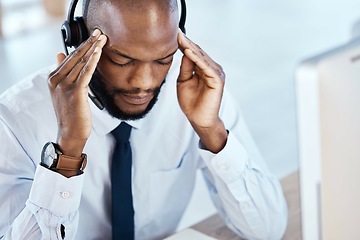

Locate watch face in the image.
[41,142,56,168]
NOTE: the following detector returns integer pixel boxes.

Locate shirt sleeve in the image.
[197,91,288,240]
[0,116,84,240]
[4,167,84,240]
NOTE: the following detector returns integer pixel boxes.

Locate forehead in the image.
[94,1,179,59]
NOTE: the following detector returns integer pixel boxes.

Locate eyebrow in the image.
[108,47,178,61]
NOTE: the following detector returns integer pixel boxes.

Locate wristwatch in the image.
[41,142,87,176]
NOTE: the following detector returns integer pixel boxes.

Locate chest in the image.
[79,120,201,238]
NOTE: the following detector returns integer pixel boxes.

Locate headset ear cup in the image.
[74,17,89,48]
[61,20,73,47]
[61,17,88,48]
[61,19,80,48]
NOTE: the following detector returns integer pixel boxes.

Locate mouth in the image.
[119,93,154,105]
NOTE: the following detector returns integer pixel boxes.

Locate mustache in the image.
[109,79,166,96]
[110,87,161,96]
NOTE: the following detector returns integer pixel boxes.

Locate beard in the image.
[89,69,165,121]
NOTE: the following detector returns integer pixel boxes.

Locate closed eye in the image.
[109,58,135,67]
[108,56,173,67]
[156,59,173,66]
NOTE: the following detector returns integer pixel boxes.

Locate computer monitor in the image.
[296,37,360,240]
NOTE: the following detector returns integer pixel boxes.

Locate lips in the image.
[119,93,154,105]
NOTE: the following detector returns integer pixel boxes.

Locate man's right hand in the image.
[48,29,107,158]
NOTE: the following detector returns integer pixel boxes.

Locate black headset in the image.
[61,0,187,56]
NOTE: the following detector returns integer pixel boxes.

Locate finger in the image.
[49,52,69,79]
[178,54,195,82]
[57,53,66,66]
[53,29,102,77]
[75,46,103,88]
[66,34,107,84]
[184,49,215,76]
[177,28,191,53]
[178,29,211,61]
[177,29,186,54]
[178,30,223,80]
[185,49,225,87]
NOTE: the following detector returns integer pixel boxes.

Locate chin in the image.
[105,98,157,121]
[89,70,163,121]
[117,105,149,117]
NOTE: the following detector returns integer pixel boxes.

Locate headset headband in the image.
[61,0,187,55]
[67,0,79,27]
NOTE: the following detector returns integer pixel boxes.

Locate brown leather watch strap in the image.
[56,154,87,171]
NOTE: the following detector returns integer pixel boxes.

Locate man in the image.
[0,0,287,239]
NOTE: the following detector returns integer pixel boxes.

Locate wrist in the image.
[192,119,228,153]
[57,137,86,158]
[41,142,87,178]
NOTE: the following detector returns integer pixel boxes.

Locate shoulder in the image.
[0,65,55,115]
[0,65,57,138]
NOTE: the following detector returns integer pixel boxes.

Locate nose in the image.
[128,63,156,90]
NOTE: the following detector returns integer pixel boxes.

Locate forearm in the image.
[1,166,84,240]
[200,132,288,240]
[3,204,76,240]
[205,167,287,240]
[3,207,43,240]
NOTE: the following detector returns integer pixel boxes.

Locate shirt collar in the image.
[90,99,145,135]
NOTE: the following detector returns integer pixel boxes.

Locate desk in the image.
[191,171,301,240]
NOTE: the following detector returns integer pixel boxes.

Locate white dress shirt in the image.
[0,53,287,240]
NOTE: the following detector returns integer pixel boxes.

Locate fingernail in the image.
[98,35,106,41]
[92,29,101,37]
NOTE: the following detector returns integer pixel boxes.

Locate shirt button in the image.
[61,191,70,199]
[218,162,229,171]
[243,201,250,209]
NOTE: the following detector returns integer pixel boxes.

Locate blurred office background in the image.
[1,0,360,231]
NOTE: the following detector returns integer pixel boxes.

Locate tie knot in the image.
[111,122,132,143]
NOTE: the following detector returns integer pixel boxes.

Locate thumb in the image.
[56,53,66,66]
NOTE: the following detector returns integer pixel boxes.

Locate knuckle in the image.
[79,65,91,77]
[57,78,69,88]
[218,70,226,80]
[71,49,81,58]
[48,74,59,89]
[86,36,95,44]
[78,56,87,64]
[213,65,226,81]
[48,70,56,80]
[221,72,226,79]
[56,81,68,91]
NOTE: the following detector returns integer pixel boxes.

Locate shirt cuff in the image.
[28,165,85,216]
[198,131,249,184]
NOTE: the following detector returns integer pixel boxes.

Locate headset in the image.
[61,0,187,56]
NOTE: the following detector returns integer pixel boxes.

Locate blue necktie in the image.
[110,122,134,240]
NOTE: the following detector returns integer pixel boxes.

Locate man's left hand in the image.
[177,30,228,153]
